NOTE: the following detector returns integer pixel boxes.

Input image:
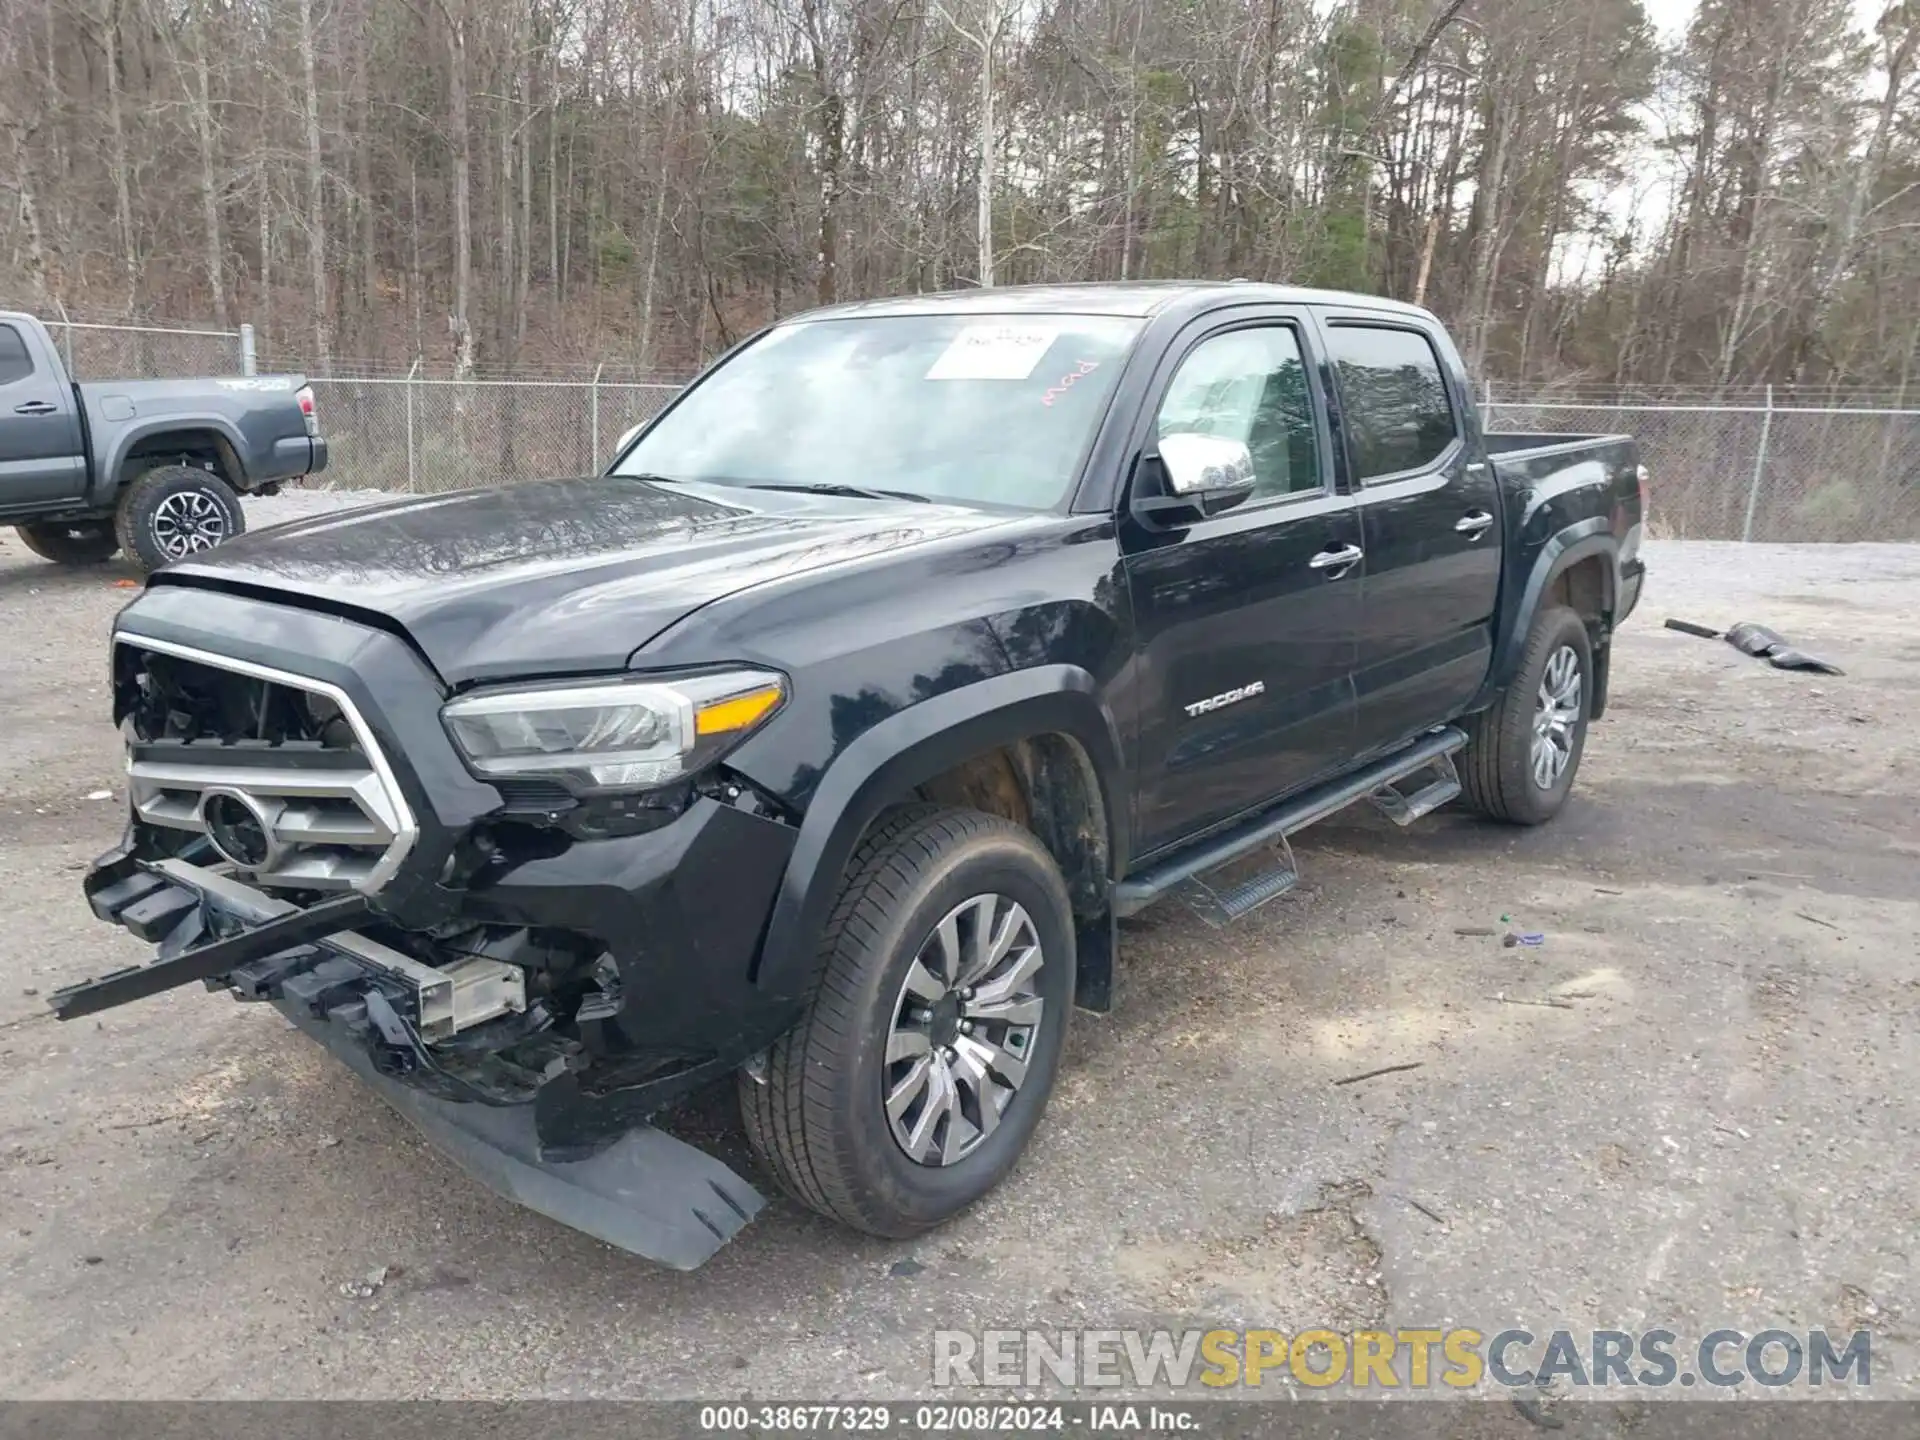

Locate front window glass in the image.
[1154,325,1322,501]
[0,324,35,386]
[614,314,1142,509]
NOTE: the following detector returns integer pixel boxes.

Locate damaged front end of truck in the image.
[57,613,802,1269]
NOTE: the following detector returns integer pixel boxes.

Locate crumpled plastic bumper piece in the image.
[69,844,767,1270]
[279,1000,766,1270]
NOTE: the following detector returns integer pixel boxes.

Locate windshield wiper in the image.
[747,481,934,504]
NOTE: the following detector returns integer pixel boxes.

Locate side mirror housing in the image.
[1131,432,1257,529]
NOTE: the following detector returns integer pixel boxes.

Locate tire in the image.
[14,519,120,565]
[740,805,1075,1238]
[114,465,245,572]
[1458,604,1594,825]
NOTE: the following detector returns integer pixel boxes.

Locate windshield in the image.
[614,313,1143,509]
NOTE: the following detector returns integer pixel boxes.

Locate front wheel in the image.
[740,806,1074,1238]
[14,519,120,565]
[1458,604,1594,825]
[114,465,246,572]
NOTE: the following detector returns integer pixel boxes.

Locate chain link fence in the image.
[41,319,248,380]
[31,316,1920,542]
[1483,393,1920,544]
[307,376,682,493]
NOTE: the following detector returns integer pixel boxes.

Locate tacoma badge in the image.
[1184,681,1265,717]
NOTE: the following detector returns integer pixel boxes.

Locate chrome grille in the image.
[116,638,417,893]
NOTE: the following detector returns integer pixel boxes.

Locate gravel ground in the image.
[0,501,1915,1403]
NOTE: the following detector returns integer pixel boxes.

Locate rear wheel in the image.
[14,519,120,565]
[740,805,1074,1238]
[1458,604,1593,825]
[114,465,245,572]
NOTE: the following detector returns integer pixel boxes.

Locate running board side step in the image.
[1112,726,1468,921]
[1179,833,1299,926]
[1368,750,1462,827]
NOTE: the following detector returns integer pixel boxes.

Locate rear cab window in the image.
[1325,323,1458,481]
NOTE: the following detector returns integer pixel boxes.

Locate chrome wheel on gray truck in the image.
[115,465,246,572]
[1458,604,1593,824]
[13,519,120,565]
[740,806,1073,1237]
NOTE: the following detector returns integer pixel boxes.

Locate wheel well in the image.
[913,734,1112,919]
[1547,554,1609,627]
[119,430,242,491]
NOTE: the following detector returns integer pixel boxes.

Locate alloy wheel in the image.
[151,489,231,559]
[1531,643,1583,789]
[883,893,1045,1167]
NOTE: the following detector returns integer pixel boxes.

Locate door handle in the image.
[12,401,58,416]
[1454,511,1495,538]
[1308,543,1363,575]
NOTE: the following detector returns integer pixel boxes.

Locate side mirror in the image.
[1132,432,1257,529]
[613,422,644,455]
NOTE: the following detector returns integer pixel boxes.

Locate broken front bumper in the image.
[60,848,765,1270]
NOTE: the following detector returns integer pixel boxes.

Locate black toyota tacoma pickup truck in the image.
[0,311,327,570]
[60,283,1644,1268]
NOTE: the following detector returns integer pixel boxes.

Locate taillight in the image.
[296,384,318,437]
[1635,462,1650,517]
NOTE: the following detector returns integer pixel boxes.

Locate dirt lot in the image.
[0,512,1914,1401]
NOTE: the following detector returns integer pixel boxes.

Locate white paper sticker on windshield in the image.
[925,324,1059,381]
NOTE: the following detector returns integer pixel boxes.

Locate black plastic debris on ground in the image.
[1663,617,1844,676]
[1723,621,1845,676]
[1663,618,1721,640]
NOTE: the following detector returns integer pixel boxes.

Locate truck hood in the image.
[152,476,1016,685]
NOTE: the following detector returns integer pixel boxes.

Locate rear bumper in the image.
[268,434,327,478]
[1619,557,1645,624]
[66,849,766,1269]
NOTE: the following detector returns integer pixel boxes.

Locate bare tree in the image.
[0,0,1913,392]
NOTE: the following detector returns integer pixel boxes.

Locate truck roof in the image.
[788,281,1436,324]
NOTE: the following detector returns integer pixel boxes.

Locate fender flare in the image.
[1473,520,1620,711]
[95,415,250,507]
[752,665,1128,1006]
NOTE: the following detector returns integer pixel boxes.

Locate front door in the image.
[1320,317,1502,757]
[1123,315,1363,857]
[0,321,86,513]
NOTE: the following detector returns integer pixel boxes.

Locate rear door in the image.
[1320,316,1500,757]
[1123,309,1363,856]
[0,321,87,513]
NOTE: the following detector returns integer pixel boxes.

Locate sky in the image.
[1640,0,1885,39]
[1640,0,1694,36]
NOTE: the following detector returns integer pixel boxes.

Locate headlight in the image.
[442,668,785,791]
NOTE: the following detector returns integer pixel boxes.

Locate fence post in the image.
[239,323,257,376]
[405,358,420,495]
[53,298,73,375]
[589,363,604,471]
[1741,383,1775,543]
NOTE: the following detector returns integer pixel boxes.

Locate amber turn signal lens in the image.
[694,685,784,737]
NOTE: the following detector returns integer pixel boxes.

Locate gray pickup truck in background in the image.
[0,311,327,571]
